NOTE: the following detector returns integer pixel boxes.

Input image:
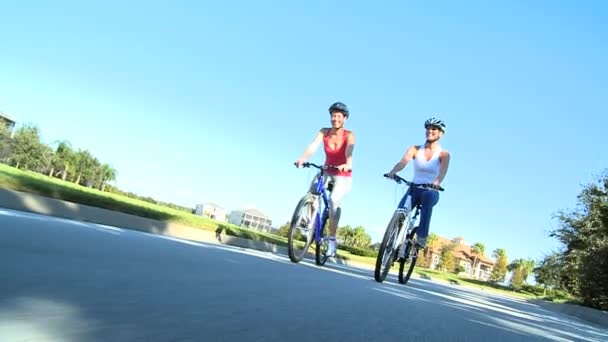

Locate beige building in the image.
[0,112,16,137]
[427,236,495,281]
[195,202,227,222]
[228,208,272,232]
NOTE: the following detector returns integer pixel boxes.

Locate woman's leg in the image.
[414,188,440,247]
[327,175,352,237]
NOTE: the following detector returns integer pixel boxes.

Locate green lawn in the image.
[0,163,288,245]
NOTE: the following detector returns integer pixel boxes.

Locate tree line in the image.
[534,169,608,310]
[1,123,117,190]
[0,121,192,213]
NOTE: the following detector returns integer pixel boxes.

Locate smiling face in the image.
[425,125,444,142]
[330,111,347,129]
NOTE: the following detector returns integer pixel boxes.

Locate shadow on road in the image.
[317,262,608,341]
[1,215,607,342]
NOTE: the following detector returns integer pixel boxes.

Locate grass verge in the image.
[0,163,288,245]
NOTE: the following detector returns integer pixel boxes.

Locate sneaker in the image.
[327,237,337,257]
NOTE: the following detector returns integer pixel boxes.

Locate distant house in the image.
[427,236,495,281]
[195,202,227,222]
[0,112,16,137]
[228,208,272,232]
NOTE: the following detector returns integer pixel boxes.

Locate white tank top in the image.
[411,144,442,184]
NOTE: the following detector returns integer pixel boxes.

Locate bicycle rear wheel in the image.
[288,194,316,263]
[315,210,330,266]
[398,227,418,284]
[374,210,406,282]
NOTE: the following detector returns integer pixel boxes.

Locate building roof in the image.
[200,202,225,210]
[0,112,15,123]
[428,235,495,266]
[242,208,270,219]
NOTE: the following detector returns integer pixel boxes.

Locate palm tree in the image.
[424,233,440,267]
[73,149,95,185]
[490,248,508,283]
[521,258,536,283]
[508,258,535,284]
[54,140,74,181]
[471,242,486,278]
[99,164,117,191]
[40,145,58,176]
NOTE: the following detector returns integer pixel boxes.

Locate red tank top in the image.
[323,128,352,177]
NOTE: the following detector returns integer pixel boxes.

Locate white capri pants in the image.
[309,174,352,221]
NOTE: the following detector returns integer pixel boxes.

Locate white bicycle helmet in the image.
[424,117,446,132]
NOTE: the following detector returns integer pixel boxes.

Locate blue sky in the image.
[1,1,606,266]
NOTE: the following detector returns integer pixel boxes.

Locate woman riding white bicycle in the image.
[294,102,355,257]
[385,117,451,249]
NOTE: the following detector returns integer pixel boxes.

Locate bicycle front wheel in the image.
[374,210,406,282]
[288,194,316,263]
[398,227,418,284]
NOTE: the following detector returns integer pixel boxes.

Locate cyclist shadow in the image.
[317,260,608,340]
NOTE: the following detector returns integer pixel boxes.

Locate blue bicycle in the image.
[288,162,342,265]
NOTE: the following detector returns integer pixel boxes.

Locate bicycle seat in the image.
[327,180,335,192]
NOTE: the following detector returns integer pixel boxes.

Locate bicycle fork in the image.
[310,196,326,242]
[397,209,421,260]
[396,225,412,260]
[391,209,410,260]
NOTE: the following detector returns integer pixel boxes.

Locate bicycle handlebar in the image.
[294,162,352,172]
[383,173,444,191]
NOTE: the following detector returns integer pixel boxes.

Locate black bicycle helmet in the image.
[328,102,349,117]
[424,117,446,132]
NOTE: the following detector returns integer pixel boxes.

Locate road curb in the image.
[0,188,355,266]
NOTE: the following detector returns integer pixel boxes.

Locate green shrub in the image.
[338,244,377,257]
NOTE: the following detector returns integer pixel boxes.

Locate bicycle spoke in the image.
[288,196,316,263]
[374,211,406,282]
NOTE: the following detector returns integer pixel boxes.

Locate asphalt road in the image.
[1,208,607,342]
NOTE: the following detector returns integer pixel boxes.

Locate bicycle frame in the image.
[375,173,444,282]
[295,162,351,253]
[310,170,330,243]
[384,173,442,260]
[394,194,421,259]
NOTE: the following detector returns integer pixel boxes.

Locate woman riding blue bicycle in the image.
[294,102,355,257]
[385,117,451,249]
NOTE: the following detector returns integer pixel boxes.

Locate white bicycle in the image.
[374,173,444,285]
